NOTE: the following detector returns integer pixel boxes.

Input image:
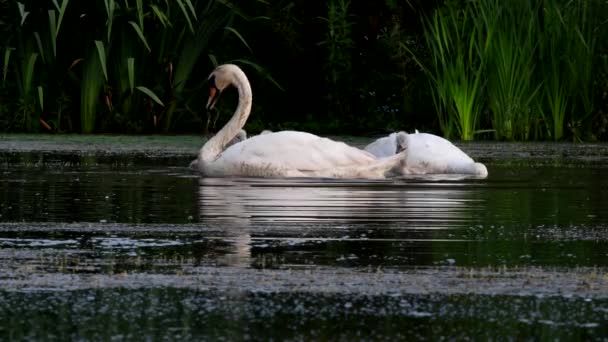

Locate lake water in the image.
[1,135,607,340]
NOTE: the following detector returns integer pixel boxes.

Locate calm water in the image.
[1,135,608,340]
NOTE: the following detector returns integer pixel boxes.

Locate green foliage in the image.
[476,0,541,141]
[0,0,606,140]
[318,0,355,121]
[1,0,258,133]
[81,47,104,133]
[407,0,605,141]
[410,2,486,140]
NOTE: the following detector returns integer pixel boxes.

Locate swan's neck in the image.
[199,74,252,163]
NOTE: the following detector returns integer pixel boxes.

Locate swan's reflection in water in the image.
[197,176,486,268]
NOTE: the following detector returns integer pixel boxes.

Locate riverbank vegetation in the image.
[1,0,607,141]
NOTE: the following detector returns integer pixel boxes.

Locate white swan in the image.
[365,131,488,177]
[194,64,406,179]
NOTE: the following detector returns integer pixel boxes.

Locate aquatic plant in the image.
[542,0,598,141]
[407,0,605,141]
[1,0,258,133]
[475,0,541,141]
[317,0,355,124]
[409,2,486,140]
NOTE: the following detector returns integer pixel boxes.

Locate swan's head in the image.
[394,132,408,153]
[206,64,245,110]
[235,129,247,141]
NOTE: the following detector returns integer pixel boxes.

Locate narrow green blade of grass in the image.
[128,21,151,52]
[150,5,170,28]
[184,0,197,20]
[208,54,218,67]
[224,27,252,52]
[52,0,69,36]
[3,47,15,82]
[136,0,144,31]
[18,3,29,26]
[104,0,115,42]
[48,10,57,57]
[232,59,284,91]
[136,86,164,106]
[94,40,108,81]
[175,0,194,33]
[33,32,46,64]
[80,51,104,133]
[127,57,135,92]
[37,86,43,111]
[24,52,38,94]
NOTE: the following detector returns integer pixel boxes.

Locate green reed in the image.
[317,0,355,124]
[475,0,541,141]
[2,0,255,133]
[410,0,603,141]
[413,3,486,141]
[538,0,598,141]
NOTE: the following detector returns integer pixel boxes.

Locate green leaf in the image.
[127,57,135,93]
[175,0,194,33]
[104,0,115,42]
[136,0,144,31]
[232,59,284,91]
[33,32,45,64]
[48,10,57,57]
[128,21,151,52]
[94,40,108,81]
[81,50,105,133]
[183,0,197,20]
[3,48,15,83]
[150,5,170,28]
[24,52,38,93]
[37,86,44,111]
[224,26,252,52]
[54,0,69,36]
[208,54,218,67]
[18,3,29,26]
[136,86,164,106]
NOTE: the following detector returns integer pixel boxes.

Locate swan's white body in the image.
[195,64,405,179]
[366,131,488,177]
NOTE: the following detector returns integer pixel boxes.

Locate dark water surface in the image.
[1,135,608,340]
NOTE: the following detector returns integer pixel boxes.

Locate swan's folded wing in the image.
[218,131,377,171]
[405,133,481,174]
[364,135,396,158]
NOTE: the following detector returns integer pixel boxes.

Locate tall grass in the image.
[476,0,541,140]
[318,0,355,126]
[411,3,486,141]
[539,0,598,141]
[80,46,104,133]
[1,0,259,133]
[408,0,603,141]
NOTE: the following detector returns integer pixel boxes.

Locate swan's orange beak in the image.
[206,86,220,111]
